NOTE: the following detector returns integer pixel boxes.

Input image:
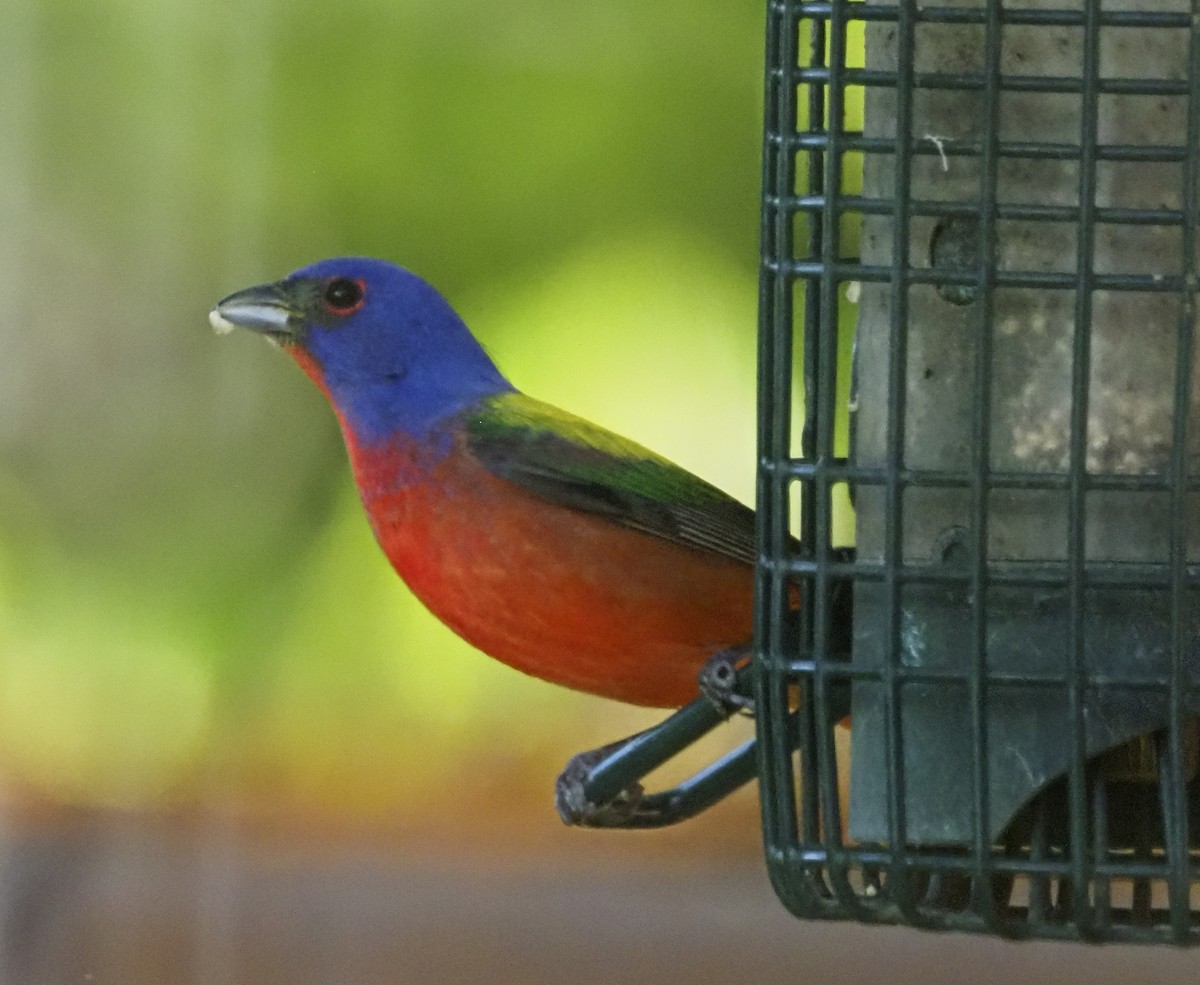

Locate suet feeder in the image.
[757,0,1200,943]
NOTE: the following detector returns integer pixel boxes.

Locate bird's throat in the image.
[287,346,333,401]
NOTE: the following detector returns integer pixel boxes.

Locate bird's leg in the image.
[555,735,649,828]
[555,691,754,828]
[698,646,755,715]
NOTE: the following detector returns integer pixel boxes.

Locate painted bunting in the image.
[210,257,755,709]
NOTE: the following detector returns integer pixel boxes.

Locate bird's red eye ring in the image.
[323,277,366,316]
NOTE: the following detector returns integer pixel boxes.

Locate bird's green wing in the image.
[462,392,756,566]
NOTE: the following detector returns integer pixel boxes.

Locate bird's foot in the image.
[555,741,646,828]
[698,648,756,716]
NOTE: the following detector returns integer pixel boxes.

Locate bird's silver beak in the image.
[209,282,298,341]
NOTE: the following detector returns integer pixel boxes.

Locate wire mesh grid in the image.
[755,0,1200,942]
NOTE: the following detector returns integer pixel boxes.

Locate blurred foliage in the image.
[0,0,864,820]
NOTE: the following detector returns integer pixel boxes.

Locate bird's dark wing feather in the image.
[462,392,756,567]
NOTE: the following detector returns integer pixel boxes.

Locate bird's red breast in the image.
[339,425,754,708]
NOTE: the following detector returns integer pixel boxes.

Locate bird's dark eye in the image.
[323,277,365,316]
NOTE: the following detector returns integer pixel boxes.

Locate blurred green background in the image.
[0,0,771,822]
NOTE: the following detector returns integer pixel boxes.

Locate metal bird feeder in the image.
[757,0,1200,943]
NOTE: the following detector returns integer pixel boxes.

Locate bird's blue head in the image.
[210,257,513,445]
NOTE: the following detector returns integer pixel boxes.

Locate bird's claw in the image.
[555,746,646,827]
[698,648,755,716]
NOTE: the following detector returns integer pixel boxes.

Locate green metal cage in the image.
[756,0,1200,943]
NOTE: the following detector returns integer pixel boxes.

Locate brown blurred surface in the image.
[0,804,1198,985]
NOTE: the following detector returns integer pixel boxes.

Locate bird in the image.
[210,256,759,711]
